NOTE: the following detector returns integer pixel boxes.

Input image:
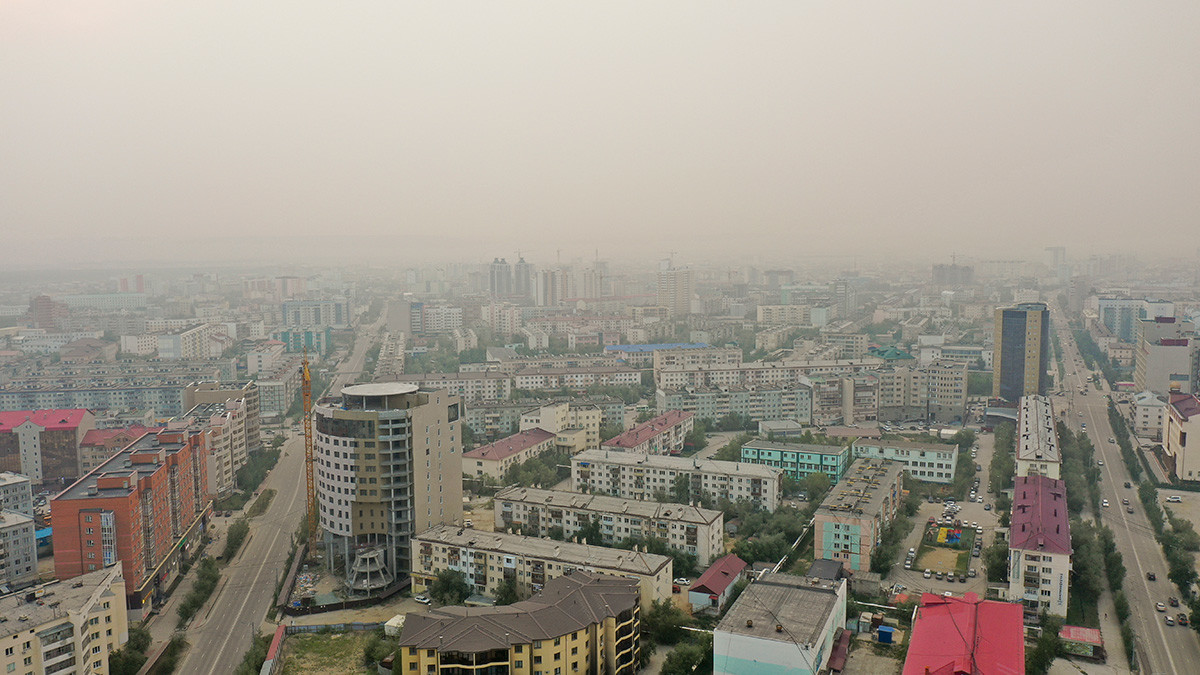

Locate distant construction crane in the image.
[302,350,317,544]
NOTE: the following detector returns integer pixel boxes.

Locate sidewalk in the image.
[1095,587,1133,673]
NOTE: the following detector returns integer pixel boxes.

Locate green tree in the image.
[983,542,1009,582]
[429,569,471,606]
[642,599,693,644]
[494,577,520,605]
[671,473,692,504]
[804,472,832,504]
[660,634,713,675]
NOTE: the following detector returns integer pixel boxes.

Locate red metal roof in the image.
[603,410,694,449]
[81,426,161,447]
[1170,393,1200,421]
[691,554,747,596]
[463,428,556,461]
[903,592,1025,675]
[0,409,89,433]
[1059,625,1103,646]
[1010,475,1071,556]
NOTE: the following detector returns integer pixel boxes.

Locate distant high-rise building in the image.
[488,257,512,297]
[993,303,1050,403]
[513,256,534,300]
[931,264,974,286]
[29,295,68,331]
[536,268,567,307]
[656,267,694,318]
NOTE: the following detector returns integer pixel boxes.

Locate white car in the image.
[1102,499,1110,507]
[923,569,932,579]
[415,594,432,605]
[674,577,691,586]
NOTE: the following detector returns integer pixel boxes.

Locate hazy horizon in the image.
[3,2,1199,269]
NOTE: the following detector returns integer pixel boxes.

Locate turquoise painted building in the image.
[739,440,850,484]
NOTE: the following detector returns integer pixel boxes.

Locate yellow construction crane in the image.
[302,350,317,543]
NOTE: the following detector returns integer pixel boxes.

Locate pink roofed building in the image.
[0,409,96,484]
[463,428,557,480]
[601,410,694,455]
[903,592,1025,675]
[1164,393,1200,481]
[1008,475,1071,619]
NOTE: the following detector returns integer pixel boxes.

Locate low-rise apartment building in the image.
[739,439,850,484]
[462,428,557,480]
[51,429,210,615]
[397,372,514,402]
[1016,395,1060,479]
[0,508,37,589]
[875,361,968,424]
[851,439,958,484]
[1007,475,1071,619]
[411,525,672,610]
[494,486,724,566]
[0,409,96,484]
[1132,390,1166,439]
[520,401,603,451]
[572,450,782,511]
[1164,393,1200,481]
[0,566,129,675]
[656,384,812,425]
[398,571,642,675]
[601,411,694,455]
[813,458,905,572]
[0,472,32,515]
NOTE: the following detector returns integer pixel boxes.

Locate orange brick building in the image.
[50,428,210,616]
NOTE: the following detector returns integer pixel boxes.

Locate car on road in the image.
[1124,481,1132,488]
[1167,495,1183,503]
[904,560,913,570]
[415,594,432,605]
[1157,602,1167,612]
[1179,613,1190,627]
[1148,572,1157,581]
[923,569,932,579]
[975,464,982,471]
[1127,507,1135,514]
[968,568,977,578]
[1097,459,1103,466]
[1166,616,1175,626]
[1170,597,1180,607]
[1102,499,1109,507]
[1122,498,1130,505]
[984,503,992,511]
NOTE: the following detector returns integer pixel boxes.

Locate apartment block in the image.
[512,367,641,390]
[1015,395,1060,479]
[650,347,742,374]
[463,428,557,480]
[272,327,333,356]
[397,372,514,402]
[822,331,869,359]
[183,381,262,453]
[157,323,223,360]
[656,384,812,425]
[519,401,603,451]
[814,458,905,572]
[1131,390,1166,439]
[1007,475,1071,619]
[0,473,33,516]
[1133,317,1196,396]
[993,302,1050,403]
[0,409,96,485]
[0,508,37,589]
[1164,393,1200,481]
[411,525,672,609]
[398,571,641,675]
[756,304,812,326]
[0,566,129,675]
[51,428,209,615]
[281,298,351,329]
[315,384,463,592]
[655,358,887,392]
[739,440,850,484]
[464,397,625,444]
[172,398,250,496]
[601,411,694,456]
[875,361,968,424]
[494,486,724,566]
[851,439,958,484]
[571,449,782,511]
[246,340,286,375]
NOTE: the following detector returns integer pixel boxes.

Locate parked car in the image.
[968,568,977,578]
[924,569,932,579]
[1170,597,1180,607]
[1127,506,1135,514]
[1102,499,1110,508]
[1157,602,1167,612]
[1167,495,1183,503]
[1166,616,1175,626]
[415,594,432,605]
[984,504,992,511]
[1148,572,1157,581]
[1124,481,1132,488]
[936,571,944,580]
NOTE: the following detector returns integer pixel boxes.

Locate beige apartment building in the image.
[411,525,672,609]
[814,458,905,572]
[519,401,603,451]
[462,428,557,480]
[494,486,724,566]
[571,449,782,511]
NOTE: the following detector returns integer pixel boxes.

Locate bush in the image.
[429,569,471,606]
[177,557,221,628]
[642,599,694,644]
[362,630,399,667]
[233,632,271,675]
[247,489,275,518]
[148,635,188,675]
[236,447,281,494]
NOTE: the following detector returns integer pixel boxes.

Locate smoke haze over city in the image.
[3,1,1199,269]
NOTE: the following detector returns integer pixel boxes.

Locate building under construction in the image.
[312,383,465,593]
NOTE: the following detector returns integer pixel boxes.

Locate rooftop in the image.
[815,458,904,518]
[903,592,1025,675]
[340,382,420,398]
[692,554,747,596]
[573,449,781,480]
[463,428,556,461]
[1016,395,1059,463]
[399,571,638,652]
[493,487,722,526]
[853,438,956,453]
[601,410,694,449]
[715,573,843,646]
[744,439,849,456]
[415,525,672,577]
[0,409,90,433]
[80,426,162,447]
[0,567,123,639]
[1170,393,1200,421]
[54,431,189,501]
[1010,475,1071,555]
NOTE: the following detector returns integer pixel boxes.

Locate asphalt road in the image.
[1055,307,1200,674]
[176,431,308,675]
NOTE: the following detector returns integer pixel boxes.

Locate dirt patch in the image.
[916,548,959,574]
[281,632,375,675]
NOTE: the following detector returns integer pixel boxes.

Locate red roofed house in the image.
[689,553,747,611]
[463,428,556,480]
[601,410,694,455]
[0,409,95,485]
[1164,393,1200,481]
[1008,475,1071,619]
[903,592,1025,675]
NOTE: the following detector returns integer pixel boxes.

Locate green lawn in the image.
[281,633,376,675]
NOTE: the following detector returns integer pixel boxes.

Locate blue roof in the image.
[36,528,52,539]
[605,343,709,353]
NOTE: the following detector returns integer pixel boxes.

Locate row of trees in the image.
[1056,422,1101,518]
[1106,400,1143,482]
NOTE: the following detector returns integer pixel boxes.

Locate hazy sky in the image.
[3,2,1199,268]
